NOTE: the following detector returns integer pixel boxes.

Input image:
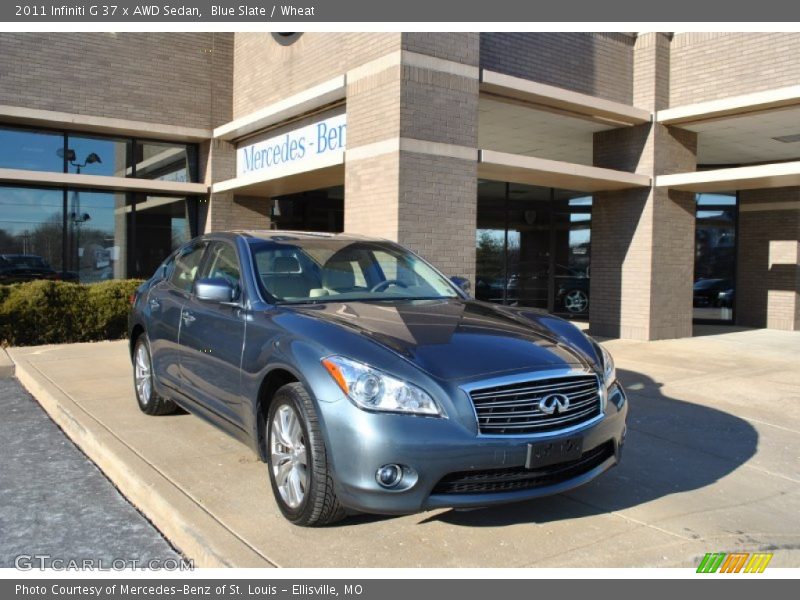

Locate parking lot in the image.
[7,326,800,568]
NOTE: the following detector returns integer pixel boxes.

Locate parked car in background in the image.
[693,278,733,308]
[129,231,627,526]
[0,254,59,284]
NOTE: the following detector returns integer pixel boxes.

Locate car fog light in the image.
[376,464,403,488]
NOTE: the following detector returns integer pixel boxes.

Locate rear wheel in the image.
[133,334,177,416]
[266,382,345,526]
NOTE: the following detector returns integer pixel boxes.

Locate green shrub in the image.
[0,279,144,347]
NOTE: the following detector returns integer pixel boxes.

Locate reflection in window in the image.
[66,135,131,177]
[132,195,193,277]
[65,189,132,283]
[0,186,65,280]
[0,127,64,172]
[475,181,592,317]
[694,193,737,322]
[134,141,197,182]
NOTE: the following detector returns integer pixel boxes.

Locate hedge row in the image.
[0,279,144,347]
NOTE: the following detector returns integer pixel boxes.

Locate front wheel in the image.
[133,334,177,416]
[266,382,345,526]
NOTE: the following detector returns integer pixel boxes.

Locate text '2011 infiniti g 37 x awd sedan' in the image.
[129,231,627,526]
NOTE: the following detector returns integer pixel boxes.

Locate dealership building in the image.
[1,32,799,338]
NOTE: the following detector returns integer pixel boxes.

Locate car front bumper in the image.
[319,382,628,515]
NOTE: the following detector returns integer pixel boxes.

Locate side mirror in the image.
[195,277,235,303]
[450,276,471,295]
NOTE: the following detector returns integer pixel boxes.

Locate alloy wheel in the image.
[270,404,309,509]
[134,341,153,405]
[564,290,589,313]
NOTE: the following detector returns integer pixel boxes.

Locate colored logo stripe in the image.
[696,552,773,573]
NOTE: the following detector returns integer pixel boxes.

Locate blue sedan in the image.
[129,231,627,526]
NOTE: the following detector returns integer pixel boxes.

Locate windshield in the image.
[249,238,460,304]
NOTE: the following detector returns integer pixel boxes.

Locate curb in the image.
[11,351,275,568]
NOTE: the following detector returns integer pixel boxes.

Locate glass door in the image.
[476,181,592,318]
[694,193,737,322]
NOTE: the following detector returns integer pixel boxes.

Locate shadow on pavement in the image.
[418,367,758,527]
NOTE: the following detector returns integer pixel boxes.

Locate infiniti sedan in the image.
[129,231,627,526]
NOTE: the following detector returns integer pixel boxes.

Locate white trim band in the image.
[657,161,800,192]
[345,137,477,162]
[346,50,479,84]
[657,85,800,125]
[0,168,208,195]
[213,76,346,141]
[0,104,211,142]
[480,70,651,126]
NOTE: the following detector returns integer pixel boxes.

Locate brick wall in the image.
[397,153,477,280]
[737,188,800,331]
[479,33,635,104]
[670,33,800,106]
[344,33,479,282]
[233,33,400,118]
[0,33,233,128]
[402,32,479,65]
[400,67,479,146]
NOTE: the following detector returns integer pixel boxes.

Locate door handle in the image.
[149,298,161,310]
[181,311,196,324]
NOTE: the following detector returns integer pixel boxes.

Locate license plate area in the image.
[526,436,583,469]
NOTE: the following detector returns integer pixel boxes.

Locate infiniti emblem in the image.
[539,393,570,415]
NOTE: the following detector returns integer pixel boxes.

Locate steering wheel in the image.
[370,279,408,293]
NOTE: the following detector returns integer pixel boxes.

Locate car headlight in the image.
[321,356,441,416]
[600,345,616,387]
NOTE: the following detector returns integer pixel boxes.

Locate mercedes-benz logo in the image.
[538,393,570,415]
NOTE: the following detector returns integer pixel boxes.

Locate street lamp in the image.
[57,149,102,278]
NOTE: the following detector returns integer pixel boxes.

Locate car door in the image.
[148,242,206,395]
[178,240,246,427]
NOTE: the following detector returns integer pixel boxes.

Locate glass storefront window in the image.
[0,186,65,282]
[131,195,194,277]
[0,184,197,284]
[65,189,132,283]
[134,141,197,182]
[0,125,197,181]
[694,193,737,322]
[0,127,64,173]
[269,186,344,232]
[66,134,131,177]
[475,181,592,317]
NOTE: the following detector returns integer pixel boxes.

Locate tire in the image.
[132,334,177,416]
[266,382,346,526]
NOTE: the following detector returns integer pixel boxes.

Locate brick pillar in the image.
[591,33,698,340]
[737,188,800,331]
[344,33,479,282]
[200,139,271,232]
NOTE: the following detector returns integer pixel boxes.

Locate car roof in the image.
[215,230,387,243]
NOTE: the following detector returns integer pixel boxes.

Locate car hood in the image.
[290,298,599,381]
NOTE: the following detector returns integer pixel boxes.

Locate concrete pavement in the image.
[0,377,181,568]
[7,327,800,568]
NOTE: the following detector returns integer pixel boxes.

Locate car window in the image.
[169,244,205,293]
[250,240,458,304]
[202,242,241,290]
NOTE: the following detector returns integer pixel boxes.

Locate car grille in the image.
[468,374,601,435]
[432,442,614,495]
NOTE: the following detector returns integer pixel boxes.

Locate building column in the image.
[737,188,800,331]
[591,32,698,340]
[200,139,271,233]
[344,33,480,283]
